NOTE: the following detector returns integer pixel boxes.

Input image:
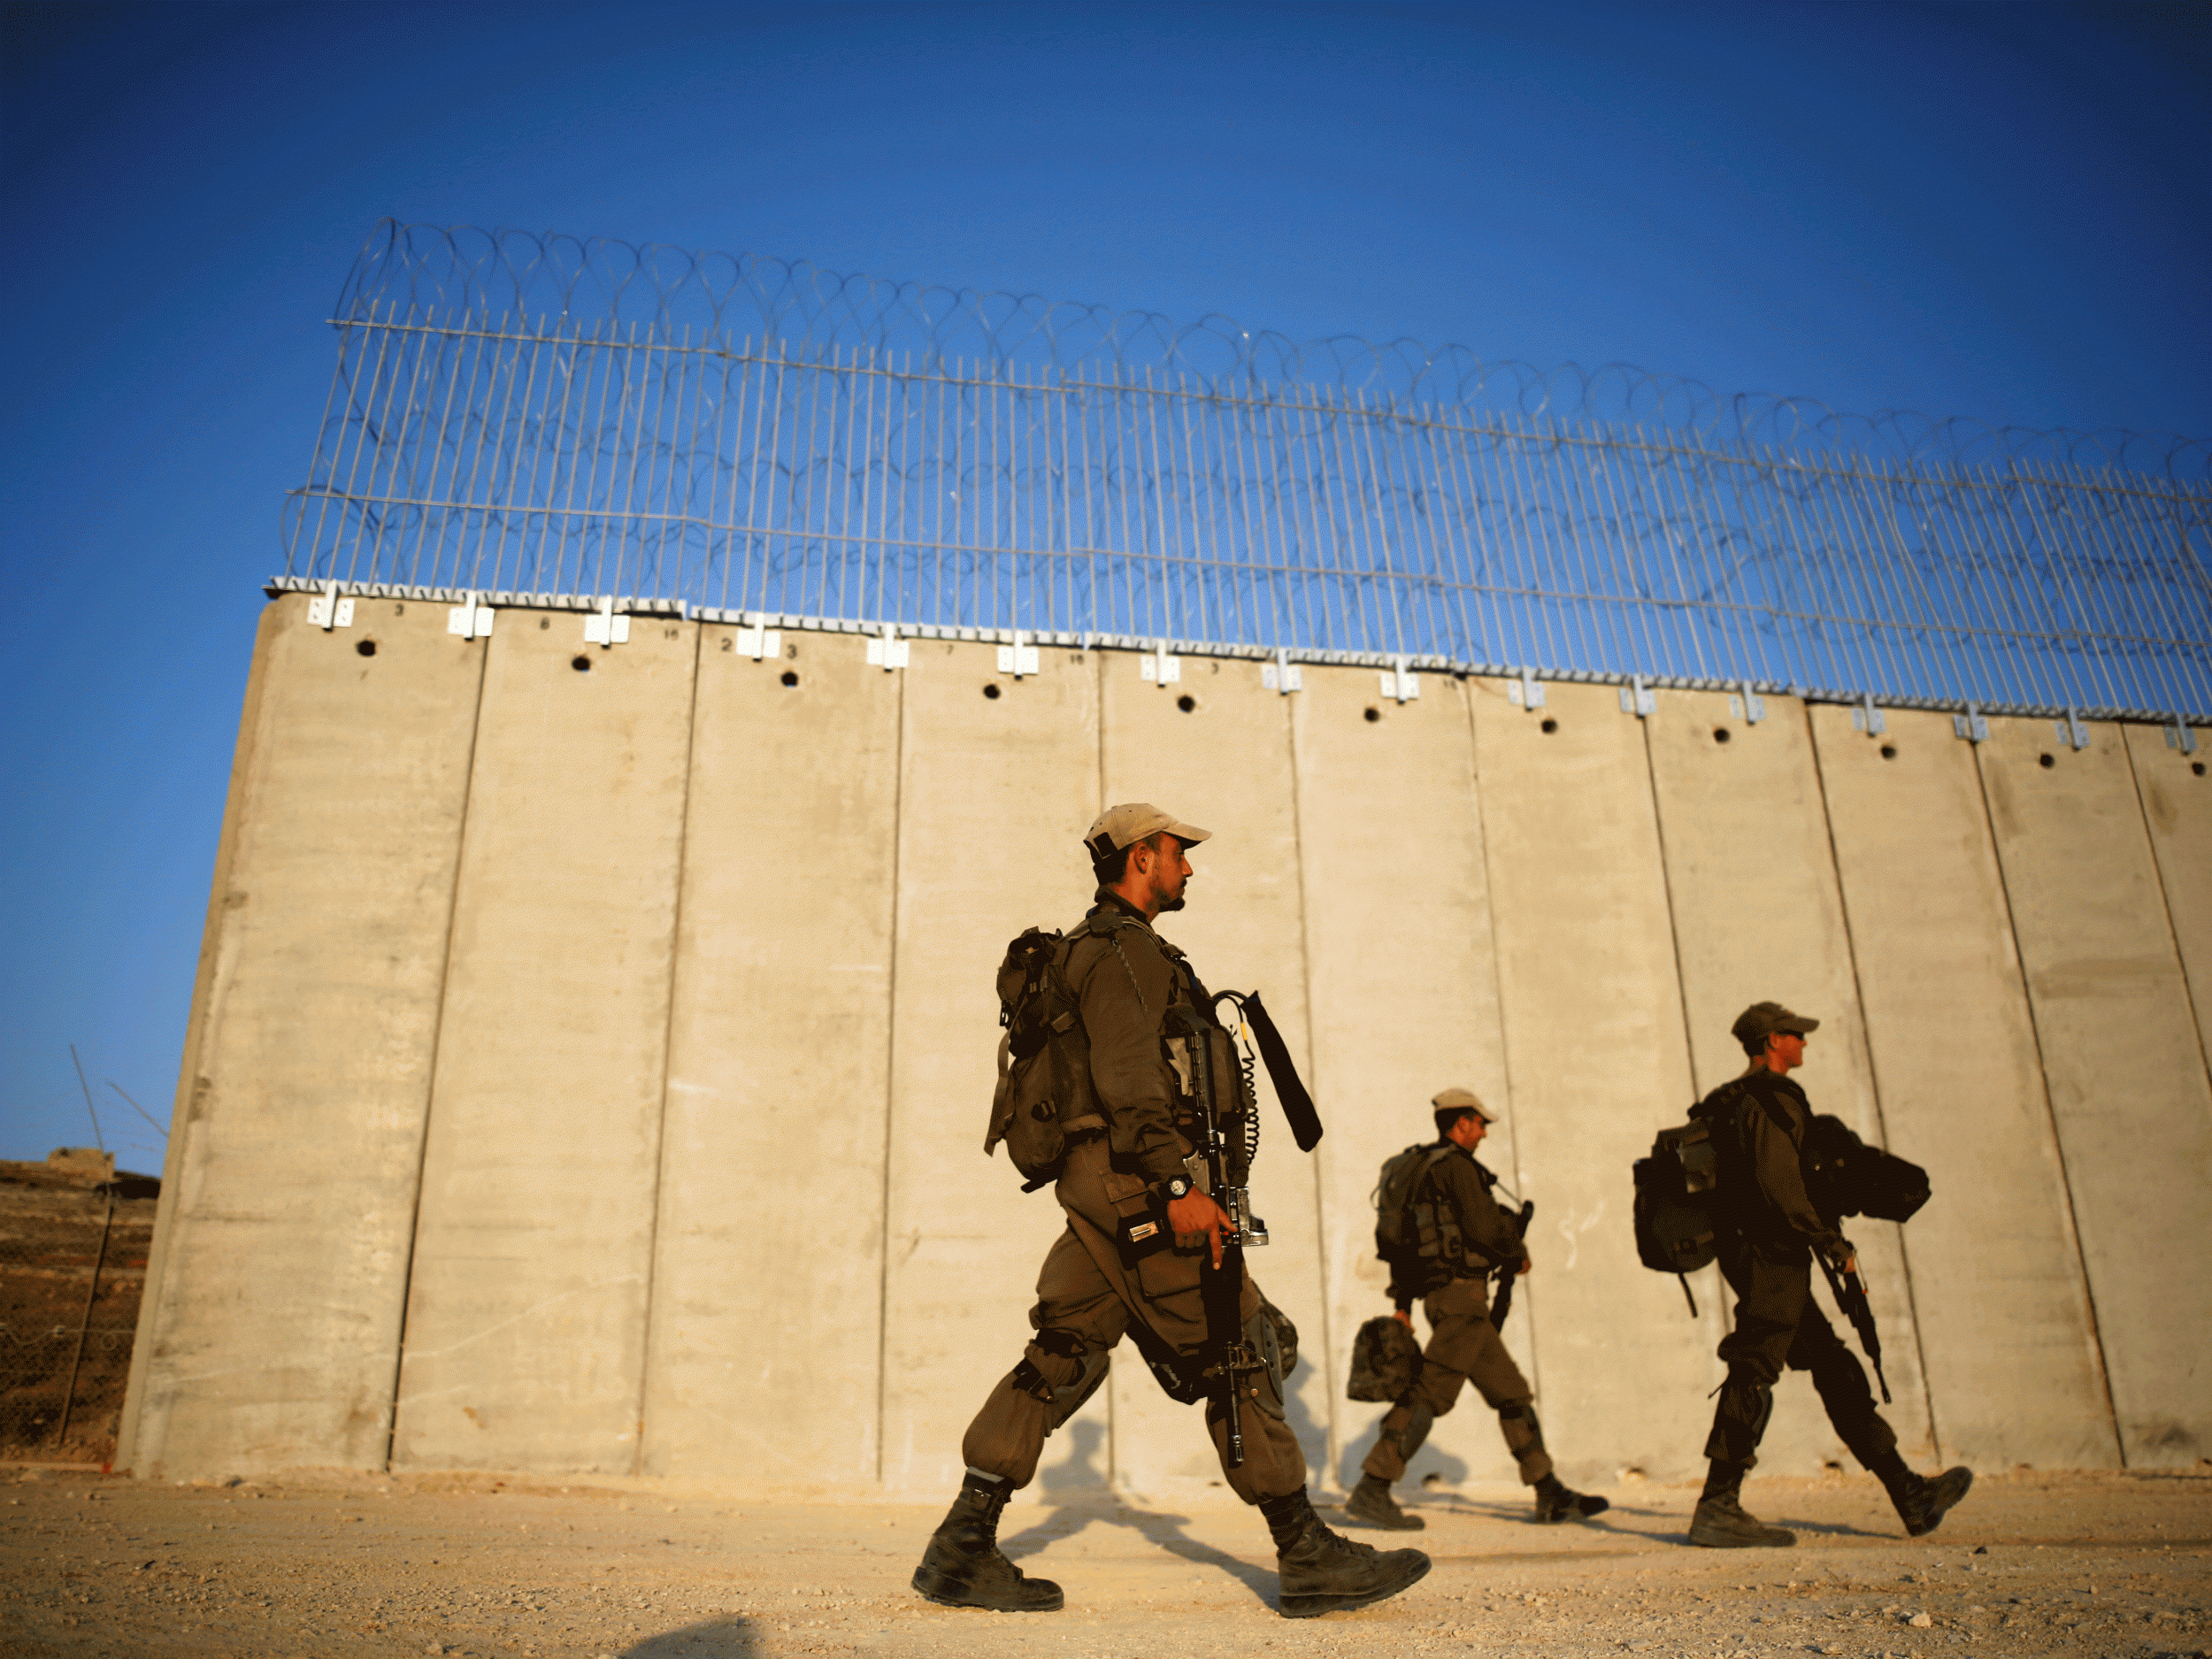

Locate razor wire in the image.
[282,221,2212,719]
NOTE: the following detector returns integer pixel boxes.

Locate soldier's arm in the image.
[1438,1156,1525,1264]
[1745,1092,1849,1257]
[1075,931,1189,1185]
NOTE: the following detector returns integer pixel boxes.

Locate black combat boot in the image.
[1687,1461,1795,1548]
[1262,1487,1431,1618]
[1875,1458,1974,1539]
[1343,1473,1425,1531]
[1533,1472,1610,1524]
[910,1471,1064,1611]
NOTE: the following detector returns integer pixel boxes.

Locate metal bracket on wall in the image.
[1380,655,1420,703]
[447,590,495,639]
[2055,707,2090,750]
[998,629,1040,679]
[1139,638,1179,686]
[1506,668,1546,710]
[734,614,781,660]
[307,579,354,632]
[1728,681,1766,724]
[1851,694,1886,735]
[583,595,631,648]
[866,623,909,671]
[1618,674,1655,717]
[1261,647,1302,694]
[1953,702,1990,743]
[2167,719,2200,754]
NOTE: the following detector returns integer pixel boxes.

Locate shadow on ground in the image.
[622,1617,762,1655]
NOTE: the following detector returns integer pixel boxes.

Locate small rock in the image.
[1908,1611,1933,1628]
[426,1645,447,1655]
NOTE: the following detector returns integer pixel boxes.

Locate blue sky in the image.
[4,0,2207,1166]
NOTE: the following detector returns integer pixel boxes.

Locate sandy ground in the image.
[3,1464,2207,1659]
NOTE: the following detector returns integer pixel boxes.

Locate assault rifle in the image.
[1816,1247,1892,1405]
[1486,1199,1535,1331]
[1169,992,1324,1469]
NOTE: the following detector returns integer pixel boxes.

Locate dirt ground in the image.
[3,1463,2207,1659]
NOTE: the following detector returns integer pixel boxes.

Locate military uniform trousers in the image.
[961,1136,1307,1505]
[1705,1238,1897,1469]
[1362,1273,1553,1486]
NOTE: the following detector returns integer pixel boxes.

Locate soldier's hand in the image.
[1393,1310,1414,1330]
[1167,1190,1231,1269]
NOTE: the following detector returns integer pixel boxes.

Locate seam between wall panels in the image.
[1803,706,1942,1463]
[1283,680,1334,1486]
[383,618,495,1472]
[1463,682,1542,1424]
[2121,733,2212,1088]
[1970,743,2125,1467]
[634,621,707,1476]
[874,656,910,1486]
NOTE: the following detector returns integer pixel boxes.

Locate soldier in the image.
[911,804,1430,1618]
[1688,1002,1973,1548]
[1348,1089,1610,1531]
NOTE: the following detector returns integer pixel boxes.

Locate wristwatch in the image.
[1162,1174,1193,1200]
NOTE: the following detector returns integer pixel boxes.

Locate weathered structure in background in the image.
[119,227,2210,1495]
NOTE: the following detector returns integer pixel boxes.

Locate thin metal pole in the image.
[53,1191,115,1449]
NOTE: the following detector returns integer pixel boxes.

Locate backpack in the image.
[984,926,1110,1188]
[1372,1143,1458,1269]
[1803,1114,1931,1224]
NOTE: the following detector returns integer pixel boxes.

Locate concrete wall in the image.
[123,602,2212,1486]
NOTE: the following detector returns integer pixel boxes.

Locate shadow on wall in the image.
[623,1619,761,1655]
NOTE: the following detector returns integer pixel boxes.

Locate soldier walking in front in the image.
[1348,1089,1609,1530]
[1688,1002,1973,1548]
[911,804,1429,1618]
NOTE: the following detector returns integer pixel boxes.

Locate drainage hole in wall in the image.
[356,639,377,657]
[1540,717,1558,734]
[1879,744,1897,761]
[571,655,591,672]
[2039,752,2055,768]
[2194,762,2206,777]
[1176,695,1195,713]
[1712,726,1732,744]
[780,670,800,687]
[1363,706,1380,723]
[983,682,1002,700]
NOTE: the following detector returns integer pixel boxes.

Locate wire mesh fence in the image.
[0,1162,156,1466]
[282,222,2212,720]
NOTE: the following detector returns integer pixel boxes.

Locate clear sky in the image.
[4,0,2207,1167]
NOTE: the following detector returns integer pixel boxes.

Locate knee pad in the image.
[1015,1326,1109,1426]
[1394,1403,1436,1461]
[1245,1304,1294,1422]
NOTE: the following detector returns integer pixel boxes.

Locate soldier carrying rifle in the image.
[911,804,1429,1618]
[1686,1002,1974,1548]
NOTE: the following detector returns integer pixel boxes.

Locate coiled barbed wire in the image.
[284,222,2212,721]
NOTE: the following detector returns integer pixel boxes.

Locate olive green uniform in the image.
[959,892,1307,1505]
[1700,1071,1896,1470]
[1363,1144,1553,1486]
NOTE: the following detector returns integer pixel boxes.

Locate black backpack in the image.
[1804,1114,1931,1224]
[1632,1117,1721,1283]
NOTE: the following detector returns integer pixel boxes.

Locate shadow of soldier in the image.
[1002,1418,1278,1608]
[619,1615,762,1655]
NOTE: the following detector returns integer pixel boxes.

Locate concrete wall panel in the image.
[1980,718,2212,1467]
[1810,707,2116,1469]
[1645,689,1934,1472]
[390,614,698,1472]
[641,628,902,1486]
[2124,725,2212,1063]
[1467,680,1717,1483]
[1292,666,1513,1492]
[121,594,486,1478]
[1095,652,1327,1499]
[879,642,1102,1497]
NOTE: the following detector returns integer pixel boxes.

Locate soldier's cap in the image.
[1085,803,1211,864]
[1431,1087,1498,1124]
[1731,1001,1821,1046]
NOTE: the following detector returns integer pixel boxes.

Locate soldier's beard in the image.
[1157,893,1187,911]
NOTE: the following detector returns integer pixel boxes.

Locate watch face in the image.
[1167,1177,1190,1197]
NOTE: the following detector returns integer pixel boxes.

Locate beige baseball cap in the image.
[1086,803,1212,862]
[1431,1086,1498,1124]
